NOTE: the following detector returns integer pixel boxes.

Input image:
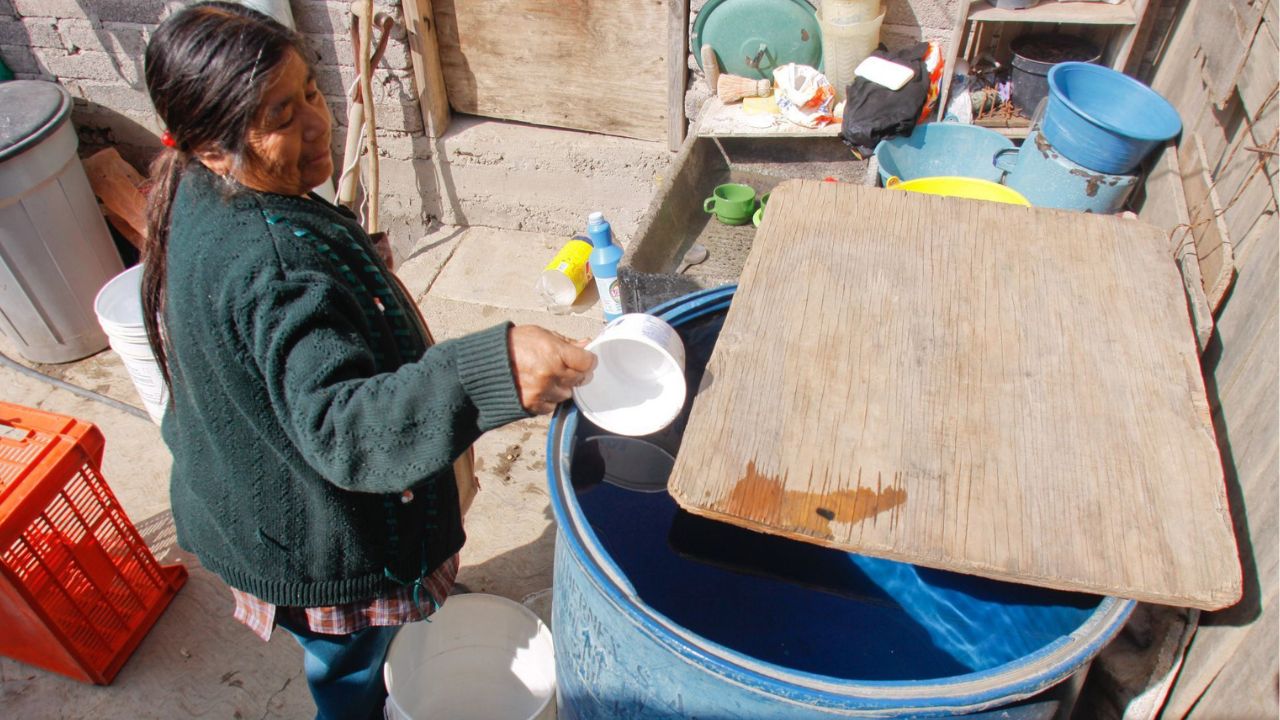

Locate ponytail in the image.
[141,148,188,392]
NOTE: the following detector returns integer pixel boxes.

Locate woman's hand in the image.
[508,326,597,415]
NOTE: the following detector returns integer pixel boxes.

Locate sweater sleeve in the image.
[235,266,529,494]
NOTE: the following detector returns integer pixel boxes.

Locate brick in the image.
[59,19,150,57]
[12,0,85,18]
[0,42,39,73]
[15,17,59,47]
[293,2,352,34]
[34,47,135,84]
[368,102,422,134]
[304,32,354,68]
[0,0,14,18]
[0,18,22,45]
[379,41,410,72]
[316,64,353,99]
[64,80,155,115]
[90,0,166,25]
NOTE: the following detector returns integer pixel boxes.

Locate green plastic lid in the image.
[693,0,823,79]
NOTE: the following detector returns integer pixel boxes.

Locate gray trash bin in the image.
[0,80,123,363]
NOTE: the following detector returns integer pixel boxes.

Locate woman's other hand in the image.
[508,326,597,415]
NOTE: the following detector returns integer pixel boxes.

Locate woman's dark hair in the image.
[142,1,307,391]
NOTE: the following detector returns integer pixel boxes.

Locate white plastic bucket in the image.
[573,313,686,437]
[384,593,556,720]
[821,0,881,22]
[93,265,168,424]
[819,9,885,102]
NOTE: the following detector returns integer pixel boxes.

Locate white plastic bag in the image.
[772,63,837,128]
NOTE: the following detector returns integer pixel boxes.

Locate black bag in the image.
[839,43,930,158]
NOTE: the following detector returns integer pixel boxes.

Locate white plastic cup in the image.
[384,593,556,720]
[573,314,686,437]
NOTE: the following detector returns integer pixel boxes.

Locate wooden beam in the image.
[668,0,690,151]
[402,0,450,138]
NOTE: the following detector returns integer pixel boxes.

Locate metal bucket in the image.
[547,285,1134,719]
[995,128,1138,213]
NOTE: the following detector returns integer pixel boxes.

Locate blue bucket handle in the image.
[993,147,1019,174]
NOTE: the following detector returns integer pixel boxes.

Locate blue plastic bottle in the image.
[586,212,624,321]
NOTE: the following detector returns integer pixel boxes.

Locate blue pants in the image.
[278,618,401,720]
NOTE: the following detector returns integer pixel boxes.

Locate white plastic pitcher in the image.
[384,593,556,720]
[819,9,885,102]
[93,265,168,425]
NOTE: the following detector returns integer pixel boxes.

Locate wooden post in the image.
[402,0,450,138]
[668,0,690,151]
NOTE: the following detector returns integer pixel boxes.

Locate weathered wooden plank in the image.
[1236,20,1278,120]
[1169,582,1280,718]
[1179,134,1237,312]
[432,0,668,142]
[668,180,1241,609]
[668,0,689,152]
[1194,0,1265,107]
[1140,145,1215,352]
[1212,215,1279,397]
[401,0,450,138]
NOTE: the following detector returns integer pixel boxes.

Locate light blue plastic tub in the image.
[875,123,1015,185]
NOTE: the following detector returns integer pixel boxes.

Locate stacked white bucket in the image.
[819,0,885,102]
[93,265,169,425]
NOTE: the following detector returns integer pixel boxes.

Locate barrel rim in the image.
[547,284,1136,714]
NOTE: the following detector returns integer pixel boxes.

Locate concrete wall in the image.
[0,0,958,244]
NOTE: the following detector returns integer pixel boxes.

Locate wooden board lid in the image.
[667,179,1242,610]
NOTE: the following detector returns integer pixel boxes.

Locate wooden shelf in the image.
[937,0,1151,124]
[695,98,841,138]
[967,0,1138,26]
[974,115,1033,138]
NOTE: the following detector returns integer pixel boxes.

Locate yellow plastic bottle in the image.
[535,237,594,312]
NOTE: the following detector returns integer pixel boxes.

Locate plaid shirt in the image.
[231,554,460,641]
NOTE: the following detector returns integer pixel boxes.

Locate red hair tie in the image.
[161,130,177,148]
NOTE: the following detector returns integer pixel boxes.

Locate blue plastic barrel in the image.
[994,128,1139,213]
[1041,62,1181,175]
[548,285,1135,719]
[874,123,1014,185]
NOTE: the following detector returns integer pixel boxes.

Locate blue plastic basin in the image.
[875,123,1015,185]
[1041,62,1181,174]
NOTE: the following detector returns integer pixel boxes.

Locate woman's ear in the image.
[193,144,234,177]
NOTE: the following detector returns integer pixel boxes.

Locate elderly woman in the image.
[141,4,595,718]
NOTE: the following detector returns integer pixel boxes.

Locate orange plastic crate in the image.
[0,402,186,684]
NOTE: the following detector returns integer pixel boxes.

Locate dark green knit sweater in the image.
[161,164,528,606]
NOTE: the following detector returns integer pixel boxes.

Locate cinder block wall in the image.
[0,0,433,241]
[0,0,959,242]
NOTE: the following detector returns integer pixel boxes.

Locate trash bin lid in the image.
[0,81,72,163]
[693,0,823,79]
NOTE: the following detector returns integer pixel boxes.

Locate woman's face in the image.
[236,49,333,196]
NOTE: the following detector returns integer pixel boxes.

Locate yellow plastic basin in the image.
[886,176,1031,206]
